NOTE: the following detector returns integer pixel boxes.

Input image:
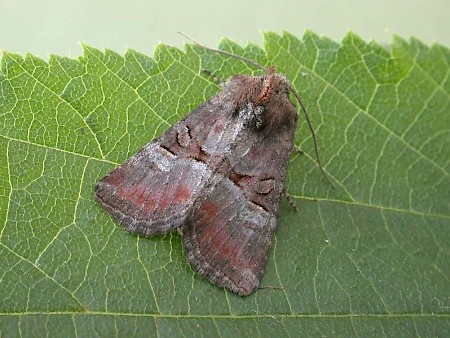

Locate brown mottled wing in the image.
[182,117,297,296]
[94,93,241,236]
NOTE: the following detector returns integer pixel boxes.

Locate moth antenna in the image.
[289,87,335,187]
[178,32,267,71]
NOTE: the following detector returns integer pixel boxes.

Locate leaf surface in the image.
[0,31,449,337]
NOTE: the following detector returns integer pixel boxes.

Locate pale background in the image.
[0,0,448,58]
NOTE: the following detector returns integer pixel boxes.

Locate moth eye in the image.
[177,125,192,147]
[256,178,275,194]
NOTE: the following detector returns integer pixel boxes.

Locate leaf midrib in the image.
[0,311,448,318]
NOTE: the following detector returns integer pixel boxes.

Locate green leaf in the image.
[0,31,449,337]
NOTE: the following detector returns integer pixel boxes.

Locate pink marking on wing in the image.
[205,231,228,258]
[158,185,193,211]
[116,185,131,199]
[214,123,224,133]
[220,225,257,270]
[174,186,192,203]
[208,227,254,272]
[194,202,261,274]
[104,168,125,186]
[195,202,224,239]
[116,184,151,207]
[159,189,172,210]
[200,202,220,219]
[219,229,250,266]
[198,203,224,234]
[143,193,159,214]
[217,237,234,260]
[133,186,150,205]
[199,209,236,262]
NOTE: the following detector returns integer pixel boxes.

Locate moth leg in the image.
[291,145,304,156]
[283,189,298,211]
[202,69,225,86]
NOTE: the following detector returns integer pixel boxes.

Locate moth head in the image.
[221,71,297,131]
[253,67,298,131]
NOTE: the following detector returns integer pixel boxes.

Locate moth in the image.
[94,35,328,296]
